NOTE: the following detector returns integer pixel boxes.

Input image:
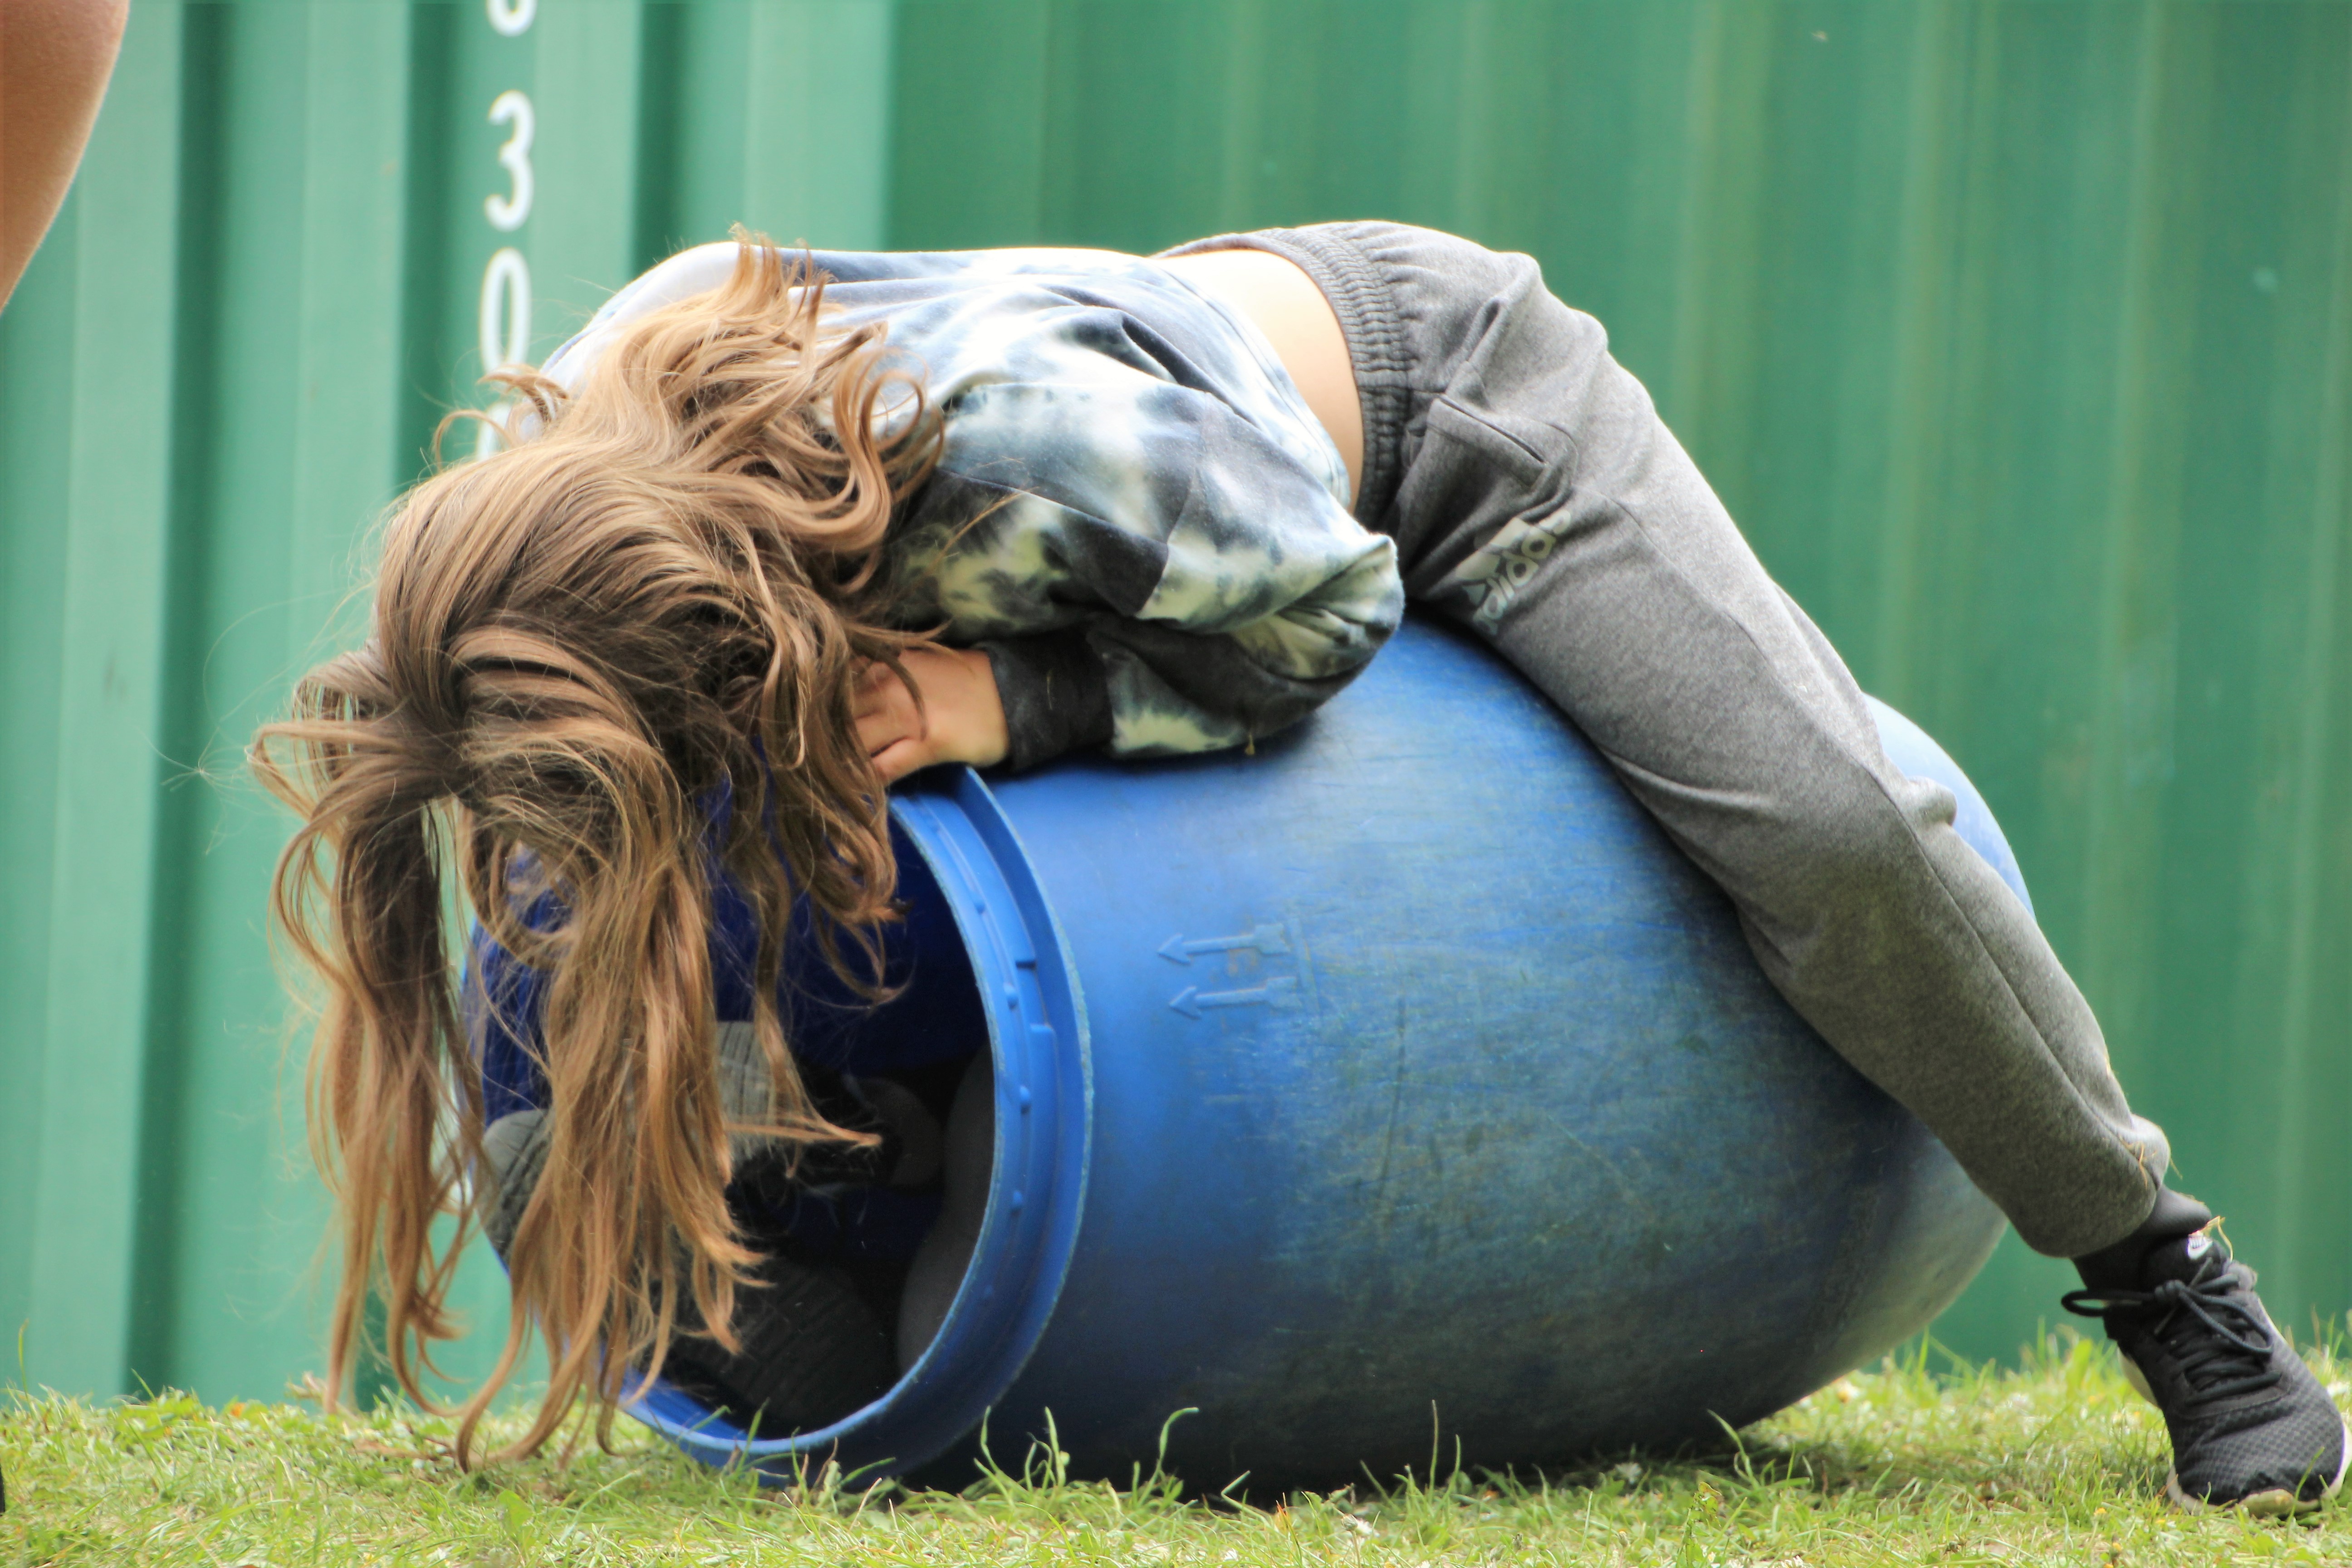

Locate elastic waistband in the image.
[1159,225,1413,527]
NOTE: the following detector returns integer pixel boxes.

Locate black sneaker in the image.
[2063,1229,2350,1514]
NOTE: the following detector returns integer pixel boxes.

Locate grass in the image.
[5,1334,2348,1567]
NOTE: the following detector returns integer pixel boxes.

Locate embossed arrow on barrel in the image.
[1167,975,1300,1019]
[1156,924,1292,964]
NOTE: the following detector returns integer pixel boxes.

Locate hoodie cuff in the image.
[978,632,1114,772]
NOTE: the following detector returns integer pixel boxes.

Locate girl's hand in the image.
[853,647,1009,783]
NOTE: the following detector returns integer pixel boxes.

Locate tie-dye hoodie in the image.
[544,244,1404,770]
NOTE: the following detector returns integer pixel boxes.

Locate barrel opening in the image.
[629,769,1092,1482]
[651,818,1002,1438]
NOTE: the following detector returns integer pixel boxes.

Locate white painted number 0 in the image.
[479,246,531,373]
[485,0,535,37]
[475,247,531,458]
[485,90,534,232]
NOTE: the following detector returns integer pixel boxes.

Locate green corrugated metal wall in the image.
[5,0,2349,1406]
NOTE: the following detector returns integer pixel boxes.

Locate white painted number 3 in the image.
[485,90,534,232]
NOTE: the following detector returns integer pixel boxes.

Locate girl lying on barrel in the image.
[255,225,2345,1512]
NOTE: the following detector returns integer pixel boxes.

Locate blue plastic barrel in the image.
[575,619,2013,1489]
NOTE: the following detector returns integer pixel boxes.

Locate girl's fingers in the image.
[854,660,925,742]
[869,737,931,784]
[857,706,916,757]
[851,650,998,777]
[851,660,902,720]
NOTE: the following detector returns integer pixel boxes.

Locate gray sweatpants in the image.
[1166,221,2167,1259]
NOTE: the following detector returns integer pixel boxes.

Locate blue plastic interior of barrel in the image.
[491,619,2018,1487]
[475,832,989,1263]
[475,817,990,1122]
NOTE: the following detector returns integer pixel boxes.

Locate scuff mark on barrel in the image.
[1372,998,1411,1210]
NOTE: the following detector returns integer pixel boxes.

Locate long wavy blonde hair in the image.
[251,238,940,1463]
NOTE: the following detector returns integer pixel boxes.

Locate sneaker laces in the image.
[2063,1257,2283,1408]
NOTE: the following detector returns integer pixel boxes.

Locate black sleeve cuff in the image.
[978,631,1115,772]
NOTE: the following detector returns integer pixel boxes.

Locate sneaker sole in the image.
[2160,1414,2352,1518]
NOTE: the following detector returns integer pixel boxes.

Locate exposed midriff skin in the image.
[1156,249,1365,503]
